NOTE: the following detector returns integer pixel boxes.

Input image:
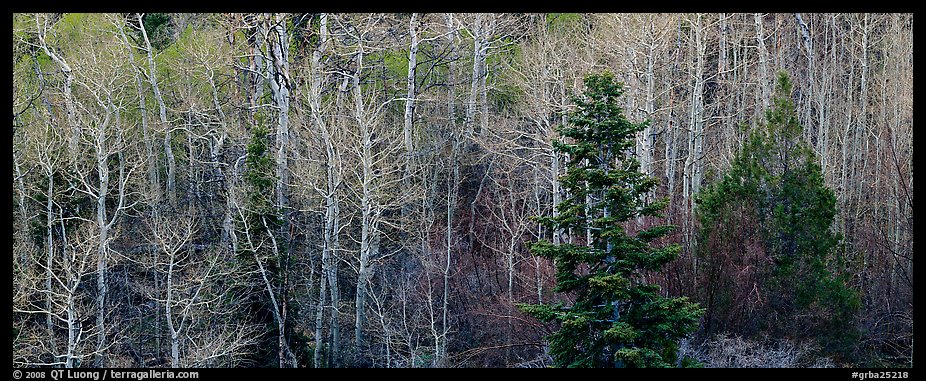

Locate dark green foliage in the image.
[695,71,860,357]
[140,13,174,52]
[518,72,702,368]
[244,122,278,228]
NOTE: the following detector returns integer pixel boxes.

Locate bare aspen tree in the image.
[14,98,67,365]
[306,12,332,369]
[404,13,420,166]
[137,13,176,206]
[349,19,376,365]
[67,32,139,364]
[143,210,227,367]
[116,19,160,202]
[479,15,496,134]
[233,202,298,368]
[853,13,870,214]
[639,15,658,184]
[754,13,771,111]
[466,14,493,136]
[663,15,683,211]
[16,221,102,368]
[308,12,344,367]
[265,20,295,362]
[718,13,736,166]
[683,13,705,215]
[793,13,815,145]
[34,15,80,156]
[267,13,291,218]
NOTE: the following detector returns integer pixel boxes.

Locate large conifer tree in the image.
[519,72,702,368]
[695,71,860,356]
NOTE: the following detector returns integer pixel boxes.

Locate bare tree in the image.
[137,13,177,206]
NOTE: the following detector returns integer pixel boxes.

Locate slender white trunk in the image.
[479,16,493,134]
[309,12,331,369]
[640,15,657,207]
[688,14,705,207]
[467,14,484,137]
[855,14,870,213]
[65,275,78,368]
[438,13,458,367]
[36,15,79,156]
[45,169,55,346]
[93,101,115,367]
[755,13,771,111]
[404,13,419,163]
[138,14,176,206]
[259,216,297,368]
[352,42,378,366]
[268,13,291,214]
[166,246,179,367]
[118,20,160,202]
[794,13,815,145]
[313,267,328,368]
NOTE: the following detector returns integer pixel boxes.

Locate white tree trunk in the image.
[755,13,771,111]
[440,14,458,366]
[117,21,160,202]
[268,13,291,214]
[404,13,419,164]
[35,15,79,156]
[93,104,113,367]
[309,13,334,368]
[138,14,176,206]
[352,41,379,367]
[466,14,484,137]
[687,14,705,210]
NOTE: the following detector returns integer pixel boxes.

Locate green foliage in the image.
[245,122,276,218]
[141,13,174,52]
[518,72,703,368]
[546,13,583,32]
[695,71,860,357]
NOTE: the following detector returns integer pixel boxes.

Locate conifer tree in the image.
[518,72,702,368]
[695,71,860,356]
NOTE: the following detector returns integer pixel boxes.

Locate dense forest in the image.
[12,13,912,368]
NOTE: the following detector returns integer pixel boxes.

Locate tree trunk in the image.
[352,41,378,367]
[166,247,179,368]
[138,13,176,206]
[793,13,815,146]
[35,15,79,156]
[755,13,771,111]
[45,168,55,348]
[268,13,291,216]
[439,13,458,367]
[684,13,705,219]
[259,216,297,368]
[117,20,160,201]
[93,102,114,368]
[467,14,484,137]
[640,15,657,203]
[403,13,419,167]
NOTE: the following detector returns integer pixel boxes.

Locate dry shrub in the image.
[683,334,834,368]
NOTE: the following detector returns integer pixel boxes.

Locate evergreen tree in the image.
[518,72,703,368]
[245,123,276,220]
[695,71,860,356]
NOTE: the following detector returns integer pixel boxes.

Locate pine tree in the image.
[245,123,276,220]
[695,71,860,356]
[518,72,702,368]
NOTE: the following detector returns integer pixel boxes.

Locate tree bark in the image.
[755,13,771,111]
[352,39,379,367]
[267,13,291,216]
[403,13,419,167]
[138,13,176,206]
